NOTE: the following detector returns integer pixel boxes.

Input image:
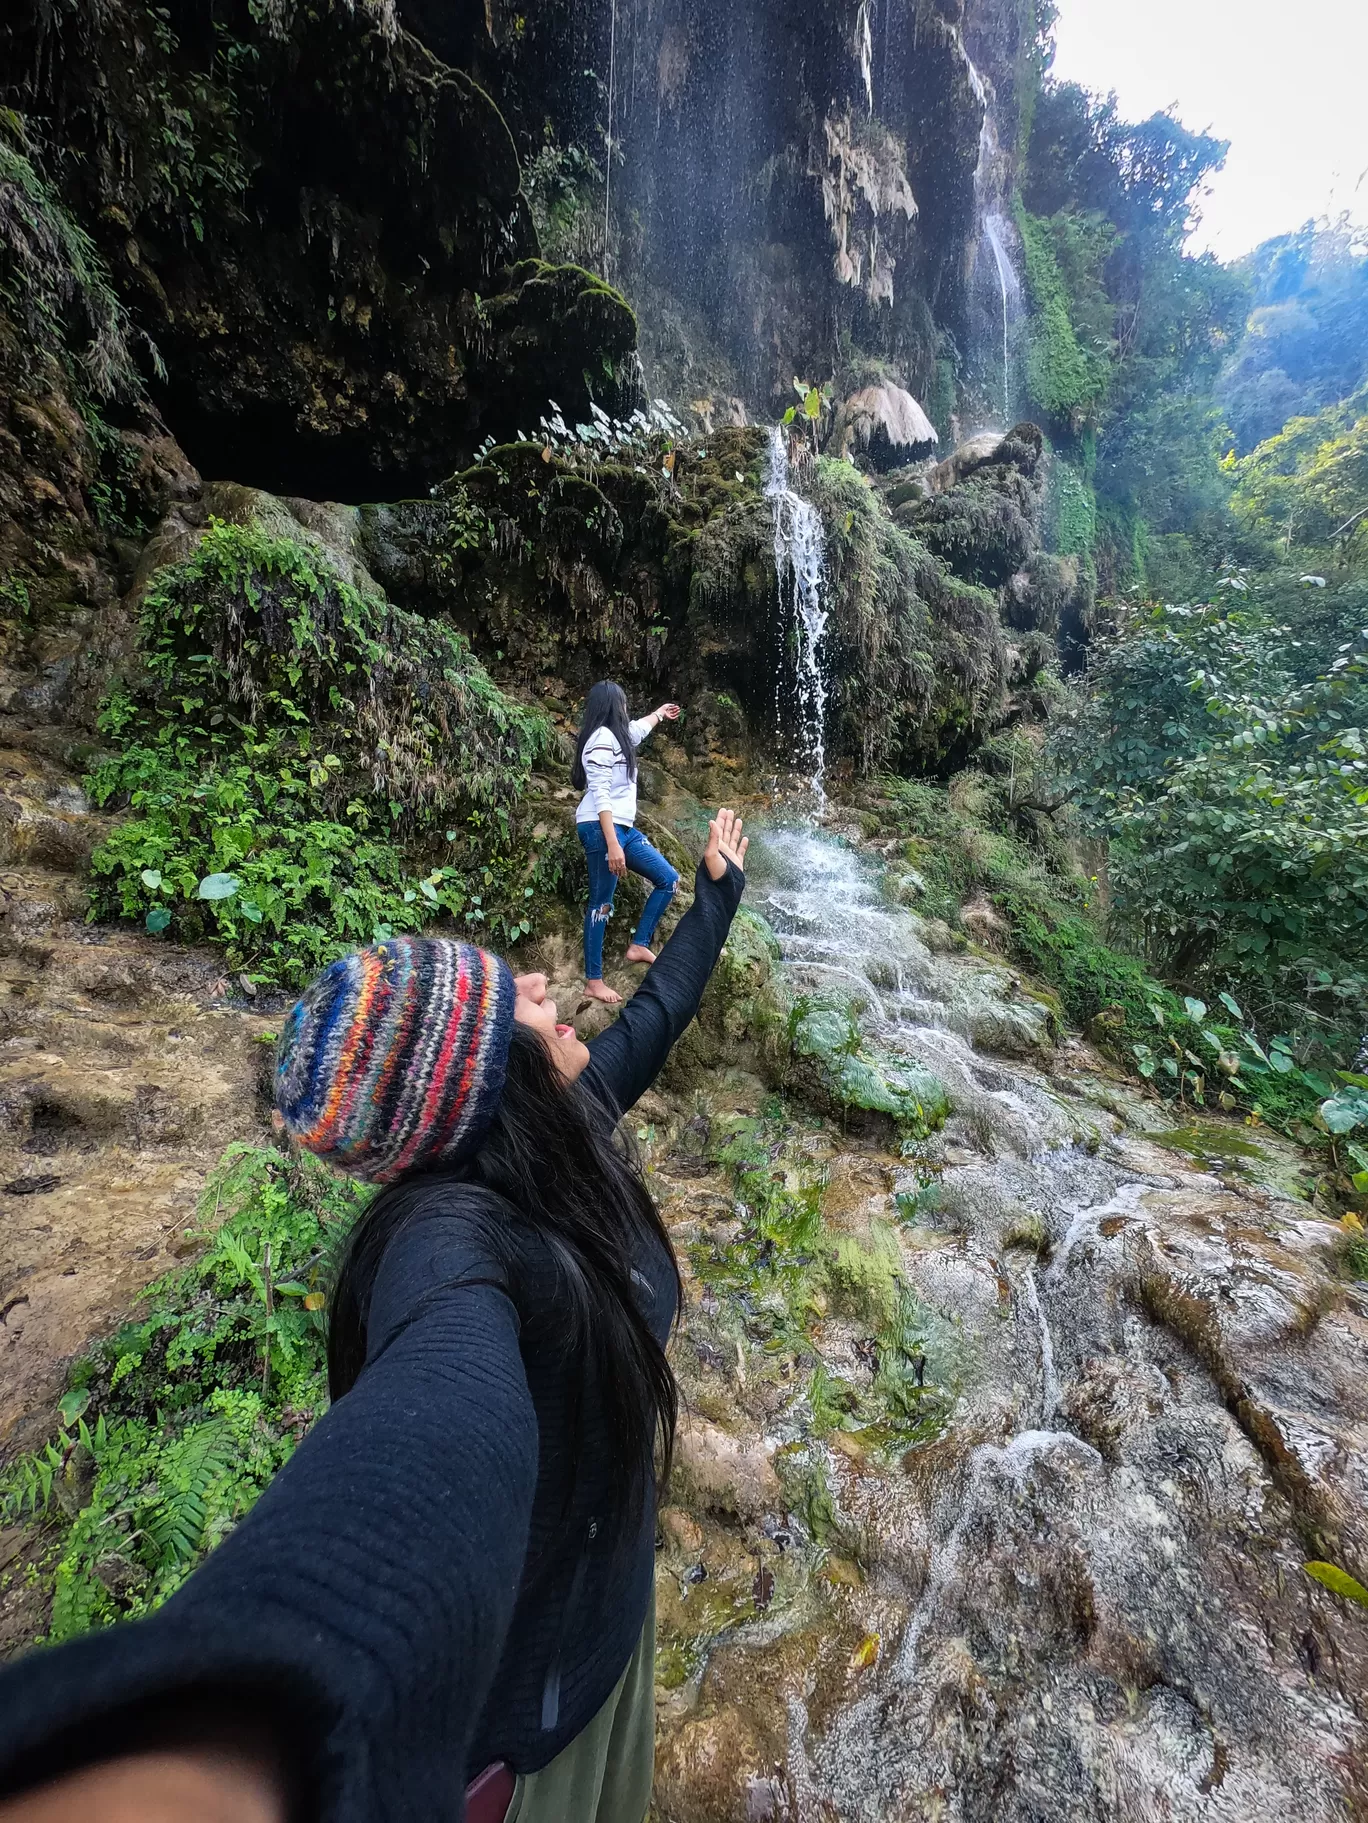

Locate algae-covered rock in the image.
[790,996,950,1142]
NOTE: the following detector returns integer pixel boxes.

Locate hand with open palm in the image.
[702,807,748,882]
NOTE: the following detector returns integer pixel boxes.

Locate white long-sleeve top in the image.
[575,716,654,827]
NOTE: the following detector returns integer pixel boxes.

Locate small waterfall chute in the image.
[764,427,829,806]
[965,53,1022,428]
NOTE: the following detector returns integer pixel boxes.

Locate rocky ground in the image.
[1,728,1365,1818]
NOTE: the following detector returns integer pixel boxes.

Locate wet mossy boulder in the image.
[358,427,778,728]
[896,425,1045,590]
[788,996,950,1143]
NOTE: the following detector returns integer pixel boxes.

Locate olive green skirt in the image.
[505,1586,656,1823]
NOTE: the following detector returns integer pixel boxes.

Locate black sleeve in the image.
[583,858,744,1117]
[0,1208,539,1823]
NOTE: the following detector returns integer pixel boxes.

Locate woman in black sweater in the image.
[0,809,749,1823]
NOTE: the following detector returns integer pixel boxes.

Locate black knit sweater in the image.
[0,858,746,1821]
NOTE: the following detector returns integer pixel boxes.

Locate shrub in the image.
[1056,592,1368,1057]
[88,520,560,985]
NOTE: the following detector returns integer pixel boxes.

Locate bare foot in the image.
[624,944,657,965]
[583,978,622,1005]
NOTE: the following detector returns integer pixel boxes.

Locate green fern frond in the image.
[143,1420,236,1567]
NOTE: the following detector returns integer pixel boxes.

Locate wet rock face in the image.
[641,821,1367,1823]
[431,0,1025,417]
[0,739,273,1457]
[1,1,638,498]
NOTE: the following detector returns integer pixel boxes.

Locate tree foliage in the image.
[1058,587,1368,1058]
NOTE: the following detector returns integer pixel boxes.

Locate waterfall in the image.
[856,0,874,116]
[603,0,619,280]
[982,213,1016,423]
[966,55,1022,429]
[764,428,829,806]
[1021,1267,1060,1423]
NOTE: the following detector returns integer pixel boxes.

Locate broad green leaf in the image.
[1321,1093,1367,1135]
[1303,1561,1368,1608]
[140,869,163,891]
[1242,1032,1271,1066]
[197,872,240,902]
[239,900,264,924]
[1183,997,1207,1024]
[57,1389,90,1428]
[1217,991,1244,1021]
[146,907,172,933]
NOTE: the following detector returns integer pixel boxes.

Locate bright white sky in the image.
[1049,0,1368,260]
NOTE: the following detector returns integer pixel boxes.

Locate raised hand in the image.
[656,702,681,722]
[702,807,748,882]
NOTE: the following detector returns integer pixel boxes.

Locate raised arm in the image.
[584,808,747,1116]
[0,1212,538,1823]
[627,703,680,748]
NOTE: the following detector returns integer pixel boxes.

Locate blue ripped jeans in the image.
[577,821,680,980]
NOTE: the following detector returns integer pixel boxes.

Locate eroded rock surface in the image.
[0,731,271,1455]
[631,818,1368,1823]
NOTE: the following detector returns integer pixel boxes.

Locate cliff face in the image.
[420,0,1035,428]
[1,0,638,500]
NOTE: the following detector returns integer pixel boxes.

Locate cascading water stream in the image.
[982,212,1017,423]
[764,427,830,807]
[966,53,1021,427]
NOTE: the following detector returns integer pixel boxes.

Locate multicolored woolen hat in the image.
[274,937,516,1183]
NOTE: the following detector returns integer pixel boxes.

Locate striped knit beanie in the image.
[274,937,516,1183]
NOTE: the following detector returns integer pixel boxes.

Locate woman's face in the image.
[512,973,591,1082]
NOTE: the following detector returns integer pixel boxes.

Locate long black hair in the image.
[327,1023,679,1521]
[570,680,636,792]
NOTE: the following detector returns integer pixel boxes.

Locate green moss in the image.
[991,887,1166,1035]
[1139,1124,1267,1165]
[1016,205,1112,427]
[824,1224,904,1330]
[790,997,949,1140]
[1046,453,1097,559]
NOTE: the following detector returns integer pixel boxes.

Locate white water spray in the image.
[966,53,1021,427]
[894,1430,1102,1682]
[603,0,619,280]
[765,427,829,805]
[983,212,1017,423]
[1021,1267,1060,1424]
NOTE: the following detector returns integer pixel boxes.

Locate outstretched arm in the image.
[0,1209,538,1823]
[584,808,748,1116]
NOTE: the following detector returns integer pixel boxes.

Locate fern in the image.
[7,1144,371,1648]
[142,1420,236,1566]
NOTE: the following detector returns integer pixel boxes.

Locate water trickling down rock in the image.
[765,430,830,807]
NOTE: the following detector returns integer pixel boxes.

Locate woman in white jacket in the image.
[571,681,681,1005]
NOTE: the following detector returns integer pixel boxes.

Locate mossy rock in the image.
[789,998,949,1142]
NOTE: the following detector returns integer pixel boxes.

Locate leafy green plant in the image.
[0,1145,369,1642]
[1058,593,1368,1062]
[0,108,161,403]
[87,520,558,985]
